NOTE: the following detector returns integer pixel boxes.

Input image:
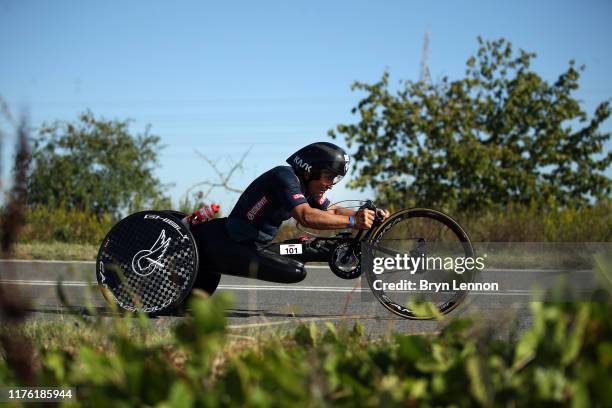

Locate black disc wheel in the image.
[365,208,475,319]
[96,210,199,316]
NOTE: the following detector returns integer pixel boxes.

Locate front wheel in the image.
[365,208,475,319]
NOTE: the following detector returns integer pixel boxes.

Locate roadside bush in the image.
[459,200,612,242]
[14,205,115,245]
[6,200,611,249]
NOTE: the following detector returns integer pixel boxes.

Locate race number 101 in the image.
[280,244,303,255]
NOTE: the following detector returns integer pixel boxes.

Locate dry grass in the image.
[3,241,97,260]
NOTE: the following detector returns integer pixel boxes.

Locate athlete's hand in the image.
[376,208,391,221]
[354,208,375,229]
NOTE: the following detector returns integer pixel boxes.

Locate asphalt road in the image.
[0,259,598,335]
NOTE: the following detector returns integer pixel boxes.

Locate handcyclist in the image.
[189,142,390,290]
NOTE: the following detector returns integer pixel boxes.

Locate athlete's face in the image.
[305,170,338,196]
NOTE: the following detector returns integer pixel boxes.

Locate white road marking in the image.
[219,285,363,292]
[0,279,95,287]
[0,259,96,264]
[0,259,329,268]
[0,259,593,273]
[0,279,363,291]
[0,279,539,295]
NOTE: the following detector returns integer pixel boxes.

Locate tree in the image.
[329,37,612,212]
[27,111,171,217]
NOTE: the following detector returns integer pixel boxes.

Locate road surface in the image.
[1,259,597,335]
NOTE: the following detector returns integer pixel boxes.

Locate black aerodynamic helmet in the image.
[286,142,350,184]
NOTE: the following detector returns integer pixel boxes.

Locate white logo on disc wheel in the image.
[131,229,171,277]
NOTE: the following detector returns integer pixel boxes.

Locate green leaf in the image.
[168,381,194,408]
[466,355,493,406]
[513,330,539,369]
[352,321,365,338]
[294,324,315,347]
[561,304,590,365]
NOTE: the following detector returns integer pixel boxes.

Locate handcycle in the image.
[96,201,475,319]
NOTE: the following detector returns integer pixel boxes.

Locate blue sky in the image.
[1,0,611,211]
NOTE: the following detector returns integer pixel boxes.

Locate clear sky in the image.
[1,0,611,211]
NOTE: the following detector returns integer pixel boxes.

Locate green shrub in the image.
[6,241,97,260]
[455,200,612,242]
[7,200,611,247]
[14,205,115,245]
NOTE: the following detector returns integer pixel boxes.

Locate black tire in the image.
[365,208,475,319]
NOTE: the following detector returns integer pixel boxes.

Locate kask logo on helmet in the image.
[293,155,312,172]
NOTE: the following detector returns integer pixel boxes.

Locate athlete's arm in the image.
[291,203,374,230]
[327,204,356,216]
[328,204,391,220]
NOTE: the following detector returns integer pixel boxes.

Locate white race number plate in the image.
[280,244,303,255]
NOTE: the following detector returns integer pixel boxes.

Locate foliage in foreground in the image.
[1,284,611,406]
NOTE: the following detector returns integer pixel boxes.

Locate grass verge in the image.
[2,241,97,260]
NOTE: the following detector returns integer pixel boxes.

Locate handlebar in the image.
[360,200,385,225]
[339,200,383,263]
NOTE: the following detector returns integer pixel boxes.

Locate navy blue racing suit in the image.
[191,166,330,285]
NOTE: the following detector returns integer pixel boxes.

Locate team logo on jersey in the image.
[292,193,305,200]
[293,155,312,172]
[131,229,171,277]
[247,195,269,220]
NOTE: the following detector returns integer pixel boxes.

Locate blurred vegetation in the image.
[2,281,612,406]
